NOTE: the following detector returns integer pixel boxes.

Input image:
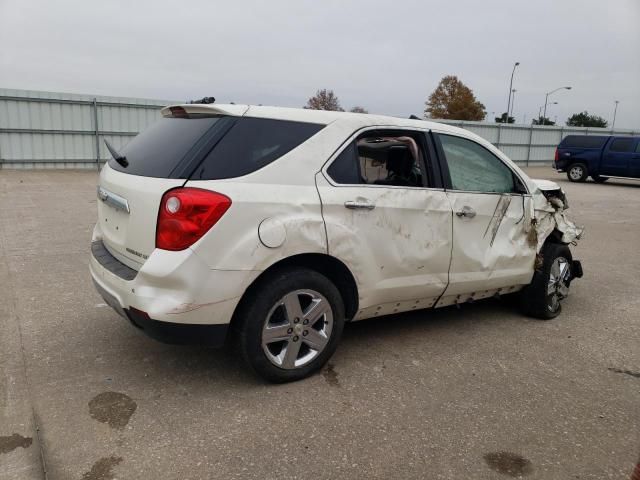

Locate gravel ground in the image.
[0,167,638,479]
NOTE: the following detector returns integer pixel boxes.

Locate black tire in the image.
[566,163,588,182]
[591,174,608,183]
[520,242,573,320]
[234,267,345,383]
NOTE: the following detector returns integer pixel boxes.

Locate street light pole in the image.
[543,86,571,124]
[537,102,557,124]
[505,62,520,123]
[612,100,619,130]
[509,89,517,120]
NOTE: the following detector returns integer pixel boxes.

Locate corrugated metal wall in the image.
[0,88,175,169]
[0,88,637,168]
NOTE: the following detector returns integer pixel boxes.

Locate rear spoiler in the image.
[160,104,249,118]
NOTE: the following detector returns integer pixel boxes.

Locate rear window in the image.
[189,117,324,180]
[560,135,608,149]
[108,117,225,178]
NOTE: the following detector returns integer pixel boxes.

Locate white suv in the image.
[90,103,583,382]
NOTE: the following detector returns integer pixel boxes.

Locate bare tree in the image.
[304,89,344,111]
[349,106,368,114]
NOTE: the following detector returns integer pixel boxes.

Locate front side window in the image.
[609,138,633,153]
[327,131,430,188]
[438,134,517,193]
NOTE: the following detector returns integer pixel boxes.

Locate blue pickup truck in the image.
[554,135,640,182]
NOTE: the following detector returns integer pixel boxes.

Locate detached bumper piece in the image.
[126,307,229,348]
[571,260,584,279]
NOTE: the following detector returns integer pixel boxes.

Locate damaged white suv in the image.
[90,103,583,382]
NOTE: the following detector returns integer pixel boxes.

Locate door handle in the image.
[456,206,476,218]
[344,200,375,210]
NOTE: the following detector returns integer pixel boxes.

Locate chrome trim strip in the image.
[97,186,130,214]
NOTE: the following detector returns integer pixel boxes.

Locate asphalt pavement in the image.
[1,167,638,479]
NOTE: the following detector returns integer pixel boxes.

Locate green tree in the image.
[495,112,515,124]
[424,75,486,121]
[532,116,555,126]
[566,111,608,128]
[304,89,344,111]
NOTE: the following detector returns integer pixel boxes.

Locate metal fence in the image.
[0,88,174,169]
[0,88,637,169]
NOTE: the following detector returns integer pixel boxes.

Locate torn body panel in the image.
[530,179,584,252]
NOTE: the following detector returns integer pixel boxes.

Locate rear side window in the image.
[109,117,223,178]
[190,117,324,180]
[609,138,634,152]
[326,130,432,188]
[560,136,608,149]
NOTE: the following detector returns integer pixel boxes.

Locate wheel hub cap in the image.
[569,167,582,180]
[261,289,334,370]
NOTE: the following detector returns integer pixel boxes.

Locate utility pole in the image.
[612,100,619,130]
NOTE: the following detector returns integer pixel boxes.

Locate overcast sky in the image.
[1,0,639,128]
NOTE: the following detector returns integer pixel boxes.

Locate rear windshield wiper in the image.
[104,139,129,168]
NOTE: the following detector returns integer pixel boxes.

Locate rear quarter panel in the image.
[184,181,327,271]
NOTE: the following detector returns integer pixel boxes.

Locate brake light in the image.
[554,148,559,163]
[169,106,189,118]
[156,188,231,251]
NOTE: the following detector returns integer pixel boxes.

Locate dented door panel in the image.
[316,173,452,318]
[439,192,536,305]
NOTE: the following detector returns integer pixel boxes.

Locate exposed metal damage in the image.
[530,179,584,252]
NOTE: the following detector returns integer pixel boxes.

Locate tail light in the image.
[554,148,559,163]
[156,188,231,251]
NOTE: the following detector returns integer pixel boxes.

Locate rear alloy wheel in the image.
[235,268,344,382]
[261,289,334,370]
[520,242,573,320]
[567,163,588,182]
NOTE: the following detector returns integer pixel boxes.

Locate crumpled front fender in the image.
[530,179,584,252]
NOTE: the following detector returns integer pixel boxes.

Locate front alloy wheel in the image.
[262,289,333,369]
[519,242,573,320]
[547,256,570,314]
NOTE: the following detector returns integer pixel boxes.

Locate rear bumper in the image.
[554,159,570,172]
[92,277,229,347]
[90,232,260,346]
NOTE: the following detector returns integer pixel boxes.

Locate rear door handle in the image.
[344,200,375,210]
[456,206,476,218]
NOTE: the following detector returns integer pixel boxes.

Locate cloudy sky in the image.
[1,0,638,128]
